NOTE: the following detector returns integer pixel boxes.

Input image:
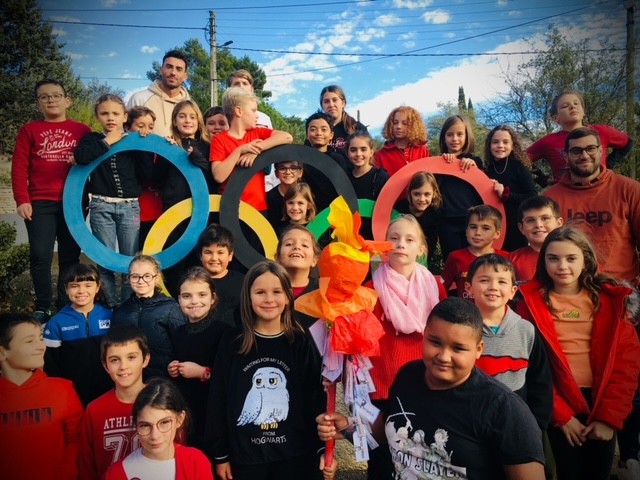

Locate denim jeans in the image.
[24,200,82,311]
[89,197,140,306]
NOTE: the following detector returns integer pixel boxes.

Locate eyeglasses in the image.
[566,145,600,159]
[37,94,65,103]
[522,215,557,226]
[127,273,158,284]
[136,417,174,436]
[275,165,302,172]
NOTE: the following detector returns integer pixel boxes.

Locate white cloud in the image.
[141,46,160,54]
[422,10,451,24]
[67,52,87,60]
[102,0,128,6]
[496,0,509,6]
[50,15,80,22]
[446,32,456,39]
[121,72,143,79]
[399,32,417,41]
[403,41,416,48]
[108,51,117,57]
[393,0,434,9]
[357,27,386,42]
[52,28,67,37]
[508,10,522,17]
[375,14,402,27]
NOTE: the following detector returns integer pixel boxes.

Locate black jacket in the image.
[112,291,186,379]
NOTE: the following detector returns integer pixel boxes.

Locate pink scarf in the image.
[372,262,440,334]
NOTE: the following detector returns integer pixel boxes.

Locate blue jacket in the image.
[43,304,114,407]
[44,304,112,347]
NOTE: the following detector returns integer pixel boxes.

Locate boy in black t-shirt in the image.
[318,297,545,480]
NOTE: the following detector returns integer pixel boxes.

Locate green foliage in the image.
[426,101,488,158]
[0,222,30,307]
[0,0,84,154]
[482,27,627,142]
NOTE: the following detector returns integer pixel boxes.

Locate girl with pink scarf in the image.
[366,215,447,480]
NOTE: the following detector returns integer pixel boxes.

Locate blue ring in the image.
[63,133,210,272]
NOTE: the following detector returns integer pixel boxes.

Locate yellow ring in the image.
[142,194,278,296]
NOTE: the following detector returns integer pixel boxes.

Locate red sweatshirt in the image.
[0,369,83,480]
[374,141,430,177]
[11,119,91,205]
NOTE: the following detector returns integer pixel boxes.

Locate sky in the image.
[39,0,633,134]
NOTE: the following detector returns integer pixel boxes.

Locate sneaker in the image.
[32,310,52,324]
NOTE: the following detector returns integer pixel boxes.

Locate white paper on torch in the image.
[310,319,343,382]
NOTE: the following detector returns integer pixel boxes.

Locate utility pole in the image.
[625,0,636,179]
[210,11,217,107]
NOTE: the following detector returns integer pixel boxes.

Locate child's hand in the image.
[167,360,180,378]
[68,154,77,166]
[584,420,615,441]
[459,158,476,172]
[16,203,33,221]
[175,361,204,379]
[316,412,348,441]
[492,179,505,196]
[238,153,257,168]
[136,126,152,137]
[104,130,126,146]
[319,454,339,479]
[215,462,233,480]
[442,153,457,163]
[165,136,177,145]
[561,416,587,446]
[239,139,264,156]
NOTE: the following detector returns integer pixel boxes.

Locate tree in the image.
[458,86,467,112]
[146,39,271,110]
[0,0,84,153]
[426,98,488,157]
[69,79,126,132]
[481,27,627,142]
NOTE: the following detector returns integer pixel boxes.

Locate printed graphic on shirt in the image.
[99,318,111,329]
[562,309,580,319]
[386,398,467,479]
[0,407,52,426]
[237,366,290,430]
[37,128,80,162]
[102,415,139,464]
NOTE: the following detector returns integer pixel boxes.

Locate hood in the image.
[0,368,46,393]
[148,80,189,104]
[555,166,612,190]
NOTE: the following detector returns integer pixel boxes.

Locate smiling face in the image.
[518,207,563,250]
[321,92,346,124]
[179,280,215,323]
[386,218,425,273]
[205,113,229,137]
[103,341,149,390]
[136,406,184,461]
[96,100,127,133]
[275,162,303,186]
[444,121,466,155]
[565,134,602,183]
[173,105,199,138]
[347,137,374,170]
[0,322,45,374]
[466,215,500,254]
[66,278,99,312]
[544,240,585,295]
[392,110,409,140]
[409,183,434,214]
[286,194,310,224]
[490,130,513,161]
[200,243,232,278]
[422,317,483,390]
[160,57,188,92]
[250,272,289,325]
[307,118,334,148]
[466,265,517,314]
[128,260,159,298]
[277,228,318,273]
[35,83,71,121]
[553,93,585,128]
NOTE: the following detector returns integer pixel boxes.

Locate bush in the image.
[0,221,31,311]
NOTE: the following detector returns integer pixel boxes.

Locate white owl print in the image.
[237,367,290,429]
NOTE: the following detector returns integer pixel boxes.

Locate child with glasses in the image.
[11,79,91,323]
[112,255,186,380]
[527,90,633,185]
[103,377,213,480]
[266,160,303,232]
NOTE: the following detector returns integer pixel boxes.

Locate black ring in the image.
[220,144,358,268]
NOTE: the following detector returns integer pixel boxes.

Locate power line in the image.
[51,20,205,31]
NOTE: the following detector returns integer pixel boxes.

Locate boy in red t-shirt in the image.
[79,326,150,480]
[441,205,508,298]
[0,312,84,480]
[210,87,292,213]
[508,196,563,283]
[11,79,91,322]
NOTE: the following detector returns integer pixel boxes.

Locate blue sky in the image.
[40,0,631,134]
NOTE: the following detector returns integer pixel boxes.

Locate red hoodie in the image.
[0,369,83,480]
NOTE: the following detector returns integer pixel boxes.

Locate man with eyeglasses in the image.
[543,127,640,285]
[127,50,190,137]
[11,79,92,323]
